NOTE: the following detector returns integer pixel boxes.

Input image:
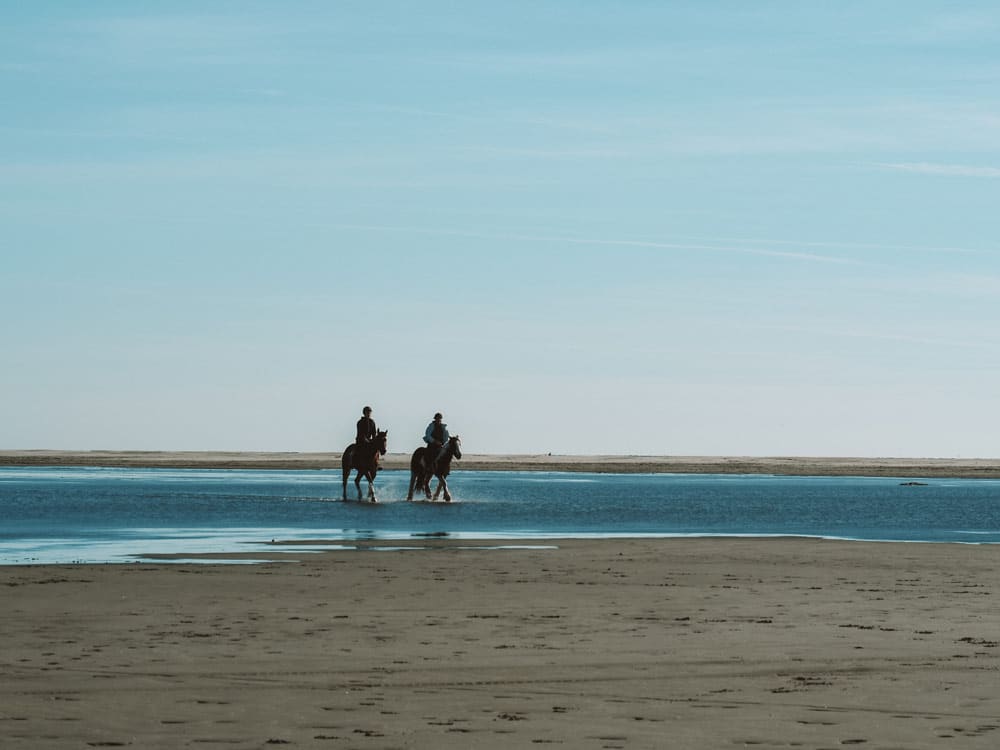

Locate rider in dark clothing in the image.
[423,412,449,472]
[356,406,377,453]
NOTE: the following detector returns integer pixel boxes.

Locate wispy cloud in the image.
[508,235,868,265]
[63,14,309,68]
[329,223,870,265]
[857,272,1000,299]
[890,10,1000,45]
[761,324,997,351]
[876,162,1000,178]
[671,234,993,256]
[375,105,615,135]
[330,223,1000,265]
[456,145,628,160]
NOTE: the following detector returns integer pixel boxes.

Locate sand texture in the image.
[3,538,999,748]
[2,450,999,477]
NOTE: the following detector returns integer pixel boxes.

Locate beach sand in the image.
[3,538,999,748]
[2,450,999,477]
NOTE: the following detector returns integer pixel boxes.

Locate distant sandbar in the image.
[1,450,997,478]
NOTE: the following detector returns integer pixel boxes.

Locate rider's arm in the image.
[423,423,434,444]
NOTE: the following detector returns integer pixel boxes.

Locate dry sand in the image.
[2,450,999,477]
[3,538,999,749]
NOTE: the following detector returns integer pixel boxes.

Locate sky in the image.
[2,1,999,457]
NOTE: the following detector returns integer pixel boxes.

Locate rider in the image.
[356,406,377,454]
[423,412,449,472]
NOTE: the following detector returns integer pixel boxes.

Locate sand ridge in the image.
[2,450,999,477]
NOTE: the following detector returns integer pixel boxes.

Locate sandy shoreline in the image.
[4,537,999,749]
[2,449,999,477]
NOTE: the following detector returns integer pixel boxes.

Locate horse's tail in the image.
[407,447,427,500]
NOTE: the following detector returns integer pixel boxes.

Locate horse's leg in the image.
[407,470,417,501]
[424,450,436,496]
[432,477,443,501]
[367,470,377,502]
[441,476,452,503]
[342,463,349,501]
[354,469,364,500]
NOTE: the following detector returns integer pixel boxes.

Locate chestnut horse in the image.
[407,435,462,501]
[341,430,388,502]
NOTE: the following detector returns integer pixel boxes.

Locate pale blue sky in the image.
[2,2,998,456]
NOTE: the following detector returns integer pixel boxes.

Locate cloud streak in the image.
[330,223,870,265]
[877,162,1000,178]
[761,324,998,351]
[672,234,994,256]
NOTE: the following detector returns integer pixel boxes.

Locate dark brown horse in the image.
[341,430,388,502]
[407,435,462,501]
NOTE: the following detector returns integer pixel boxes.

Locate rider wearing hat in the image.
[423,412,449,472]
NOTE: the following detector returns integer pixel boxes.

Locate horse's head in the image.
[448,435,462,460]
[376,430,388,456]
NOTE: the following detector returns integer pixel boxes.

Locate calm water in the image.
[1,466,999,564]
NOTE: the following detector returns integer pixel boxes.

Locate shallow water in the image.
[1,466,998,563]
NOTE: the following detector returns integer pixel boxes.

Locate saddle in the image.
[352,441,377,467]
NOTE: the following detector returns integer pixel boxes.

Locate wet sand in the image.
[2,450,998,477]
[3,538,999,749]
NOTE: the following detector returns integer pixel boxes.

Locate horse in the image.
[341,430,388,502]
[407,435,462,502]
